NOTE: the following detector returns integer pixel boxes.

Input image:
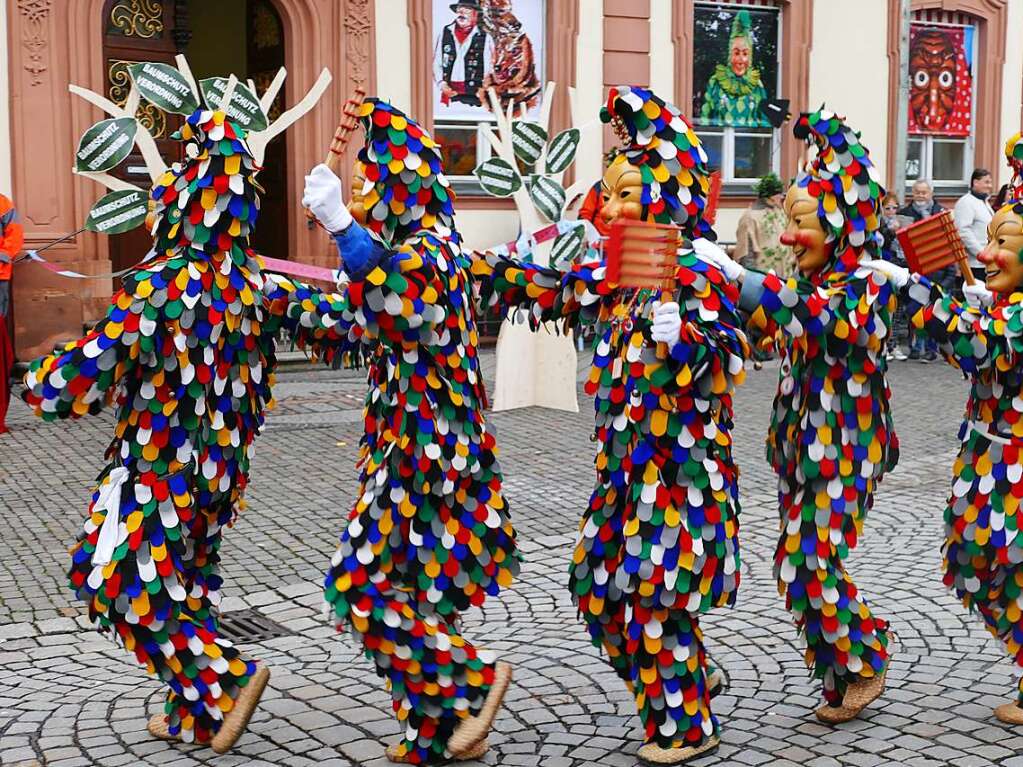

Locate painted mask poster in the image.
[432,0,545,120]
[692,5,779,129]
[908,24,974,136]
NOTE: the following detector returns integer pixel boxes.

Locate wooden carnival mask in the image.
[600,158,645,228]
[979,204,1023,294]
[910,29,957,131]
[781,184,833,276]
[349,160,368,226]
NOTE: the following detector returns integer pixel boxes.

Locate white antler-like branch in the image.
[174,55,200,107]
[219,75,239,112]
[248,68,332,165]
[259,68,287,114]
[69,82,167,184]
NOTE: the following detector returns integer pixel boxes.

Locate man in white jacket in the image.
[953,168,994,281]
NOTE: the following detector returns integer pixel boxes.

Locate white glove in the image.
[302,164,351,234]
[963,282,994,309]
[859,259,910,289]
[650,301,682,344]
[692,237,744,282]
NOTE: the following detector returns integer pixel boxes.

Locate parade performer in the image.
[297,97,518,765]
[699,10,770,128]
[473,85,749,765]
[696,109,898,723]
[19,68,332,750]
[863,132,1023,725]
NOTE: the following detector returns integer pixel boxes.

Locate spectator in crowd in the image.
[954,167,994,282]
[879,193,908,361]
[0,192,23,433]
[899,179,943,222]
[733,172,793,278]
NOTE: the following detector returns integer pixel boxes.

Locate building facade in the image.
[2,0,1022,356]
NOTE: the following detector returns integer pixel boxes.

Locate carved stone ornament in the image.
[344,0,372,88]
[17,0,53,86]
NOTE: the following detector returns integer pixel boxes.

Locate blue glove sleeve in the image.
[332,222,388,282]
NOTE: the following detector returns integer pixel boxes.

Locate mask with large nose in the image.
[978,204,1023,294]
[600,158,645,227]
[779,184,833,277]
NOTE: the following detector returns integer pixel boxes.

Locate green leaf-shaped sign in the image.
[475,158,522,198]
[546,128,580,174]
[85,190,149,235]
[199,77,268,132]
[529,175,566,222]
[550,223,585,268]
[512,121,548,166]
[75,117,138,173]
[129,62,199,115]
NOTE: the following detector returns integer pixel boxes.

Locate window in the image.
[691,2,782,187]
[904,19,977,189]
[430,0,546,193]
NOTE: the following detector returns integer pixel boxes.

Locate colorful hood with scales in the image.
[600,85,714,239]
[793,108,885,273]
[151,108,260,261]
[1005,131,1023,203]
[355,97,458,247]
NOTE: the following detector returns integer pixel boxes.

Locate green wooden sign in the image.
[75,118,138,173]
[529,175,566,222]
[129,62,199,115]
[550,223,585,267]
[546,128,580,174]
[199,77,268,132]
[85,190,150,235]
[475,158,523,197]
[512,121,548,166]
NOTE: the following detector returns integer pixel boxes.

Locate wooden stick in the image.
[306,86,367,225]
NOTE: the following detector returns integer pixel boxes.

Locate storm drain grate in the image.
[218,608,295,644]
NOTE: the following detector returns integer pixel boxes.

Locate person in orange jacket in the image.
[0,193,24,433]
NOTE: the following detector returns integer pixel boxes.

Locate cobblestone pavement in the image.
[3,347,1023,767]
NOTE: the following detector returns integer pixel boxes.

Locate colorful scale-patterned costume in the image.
[473,86,749,751]
[24,108,272,744]
[280,98,520,764]
[736,110,897,707]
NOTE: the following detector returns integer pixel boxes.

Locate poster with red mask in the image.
[908,24,974,136]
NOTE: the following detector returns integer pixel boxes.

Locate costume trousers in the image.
[581,601,717,749]
[68,468,257,743]
[774,475,890,706]
[945,548,1023,703]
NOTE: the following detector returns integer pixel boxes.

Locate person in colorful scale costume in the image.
[22,105,276,753]
[472,85,749,766]
[864,133,1023,726]
[296,98,518,765]
[697,108,898,723]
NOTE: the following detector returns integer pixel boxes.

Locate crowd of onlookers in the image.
[732,168,1001,363]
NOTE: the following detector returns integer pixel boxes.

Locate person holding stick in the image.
[863,133,1023,726]
[696,108,898,724]
[472,85,749,765]
[297,97,518,765]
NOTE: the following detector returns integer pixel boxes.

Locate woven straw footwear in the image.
[210,662,271,754]
[147,714,175,741]
[995,702,1023,725]
[385,739,489,763]
[447,662,512,756]
[637,735,720,765]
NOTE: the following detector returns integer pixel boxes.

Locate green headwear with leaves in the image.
[730,10,753,48]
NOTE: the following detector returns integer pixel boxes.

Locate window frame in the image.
[903,18,978,192]
[691,0,784,191]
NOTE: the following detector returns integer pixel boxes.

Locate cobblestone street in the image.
[2,348,1021,767]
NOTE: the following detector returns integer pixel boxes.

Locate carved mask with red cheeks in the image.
[980,204,1023,294]
[910,30,957,130]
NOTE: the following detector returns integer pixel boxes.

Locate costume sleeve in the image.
[902,277,1023,374]
[655,260,749,397]
[263,273,364,367]
[470,249,609,328]
[23,290,141,420]
[737,269,836,340]
[0,204,24,265]
[700,80,718,124]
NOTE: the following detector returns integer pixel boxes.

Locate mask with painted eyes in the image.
[909,29,957,131]
[600,158,645,227]
[979,204,1023,294]
[779,184,833,276]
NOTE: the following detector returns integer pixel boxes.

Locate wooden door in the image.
[102,0,186,276]
[246,0,289,260]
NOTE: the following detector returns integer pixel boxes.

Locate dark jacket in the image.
[440,24,487,97]
[897,199,943,223]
